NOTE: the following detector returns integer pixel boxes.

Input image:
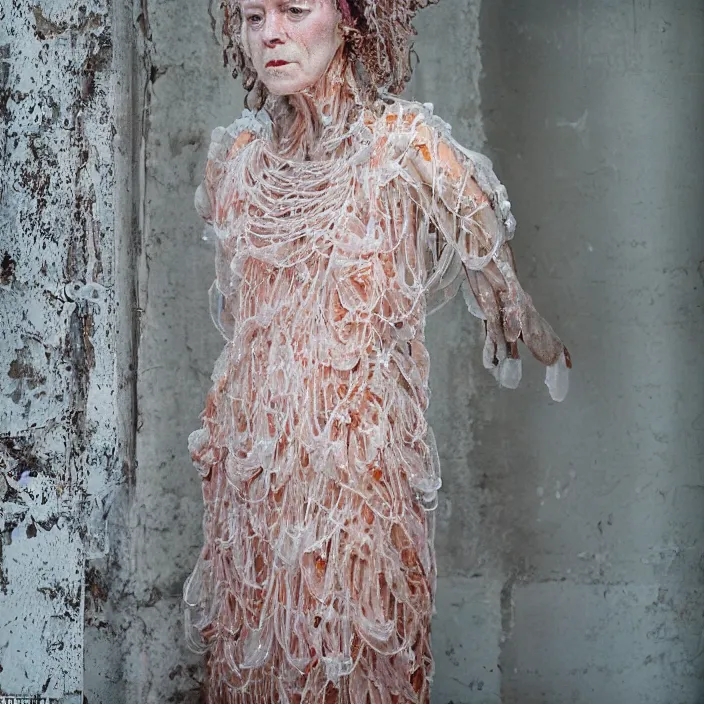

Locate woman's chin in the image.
[262,77,319,97]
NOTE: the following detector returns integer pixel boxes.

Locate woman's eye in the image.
[245,14,263,25]
[288,7,307,17]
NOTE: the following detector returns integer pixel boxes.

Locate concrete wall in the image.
[474,1,704,702]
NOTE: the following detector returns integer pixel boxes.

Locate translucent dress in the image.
[184,97,569,704]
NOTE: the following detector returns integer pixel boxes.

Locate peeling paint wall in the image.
[0,0,135,700]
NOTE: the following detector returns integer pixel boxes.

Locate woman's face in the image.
[240,0,343,96]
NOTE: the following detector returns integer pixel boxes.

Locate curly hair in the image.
[220,0,438,105]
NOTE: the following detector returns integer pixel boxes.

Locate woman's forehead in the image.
[240,0,324,7]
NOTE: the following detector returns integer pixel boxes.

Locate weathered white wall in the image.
[0,0,135,700]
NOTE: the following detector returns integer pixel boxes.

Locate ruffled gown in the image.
[184,97,569,704]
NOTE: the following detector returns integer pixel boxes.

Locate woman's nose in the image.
[262,13,286,45]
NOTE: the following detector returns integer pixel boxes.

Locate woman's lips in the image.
[266,60,290,68]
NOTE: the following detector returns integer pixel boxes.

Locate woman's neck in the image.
[267,46,364,160]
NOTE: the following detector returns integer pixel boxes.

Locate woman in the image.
[184,0,570,701]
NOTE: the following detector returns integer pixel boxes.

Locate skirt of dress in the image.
[185,354,439,704]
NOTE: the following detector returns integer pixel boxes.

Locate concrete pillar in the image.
[110,0,247,701]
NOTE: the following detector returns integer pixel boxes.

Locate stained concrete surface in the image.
[479,1,704,702]
[98,1,248,701]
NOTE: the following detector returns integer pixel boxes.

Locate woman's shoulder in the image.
[369,96,452,139]
[372,96,503,194]
[368,96,477,167]
[207,108,270,163]
[375,96,492,163]
[195,109,269,223]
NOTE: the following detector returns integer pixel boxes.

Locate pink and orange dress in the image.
[184,97,569,704]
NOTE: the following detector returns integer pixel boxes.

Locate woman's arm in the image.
[401,119,571,401]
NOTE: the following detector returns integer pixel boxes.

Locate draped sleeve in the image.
[194,110,264,340]
[393,101,571,401]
